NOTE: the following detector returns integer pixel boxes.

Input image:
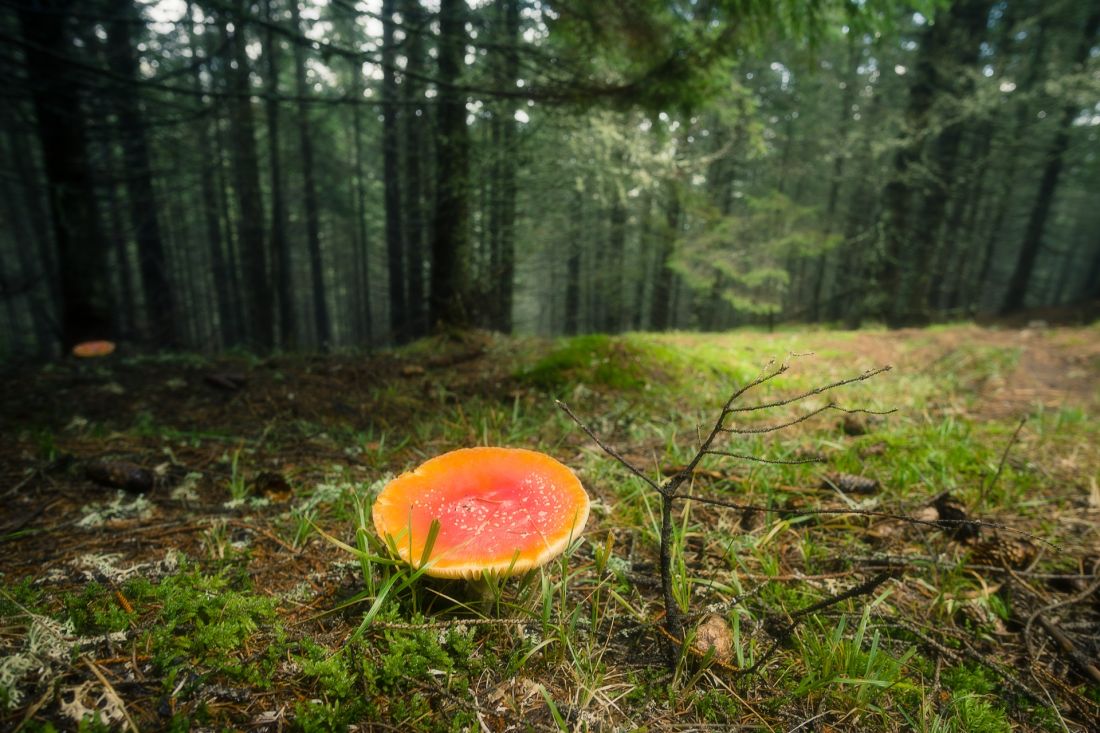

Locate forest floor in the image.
[1,323,1099,732]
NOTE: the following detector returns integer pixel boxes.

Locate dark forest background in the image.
[1,0,1098,359]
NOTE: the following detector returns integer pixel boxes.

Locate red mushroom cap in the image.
[372,447,590,579]
[72,340,116,358]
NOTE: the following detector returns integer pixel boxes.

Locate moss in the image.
[63,582,132,635]
[517,334,647,392]
[129,569,286,690]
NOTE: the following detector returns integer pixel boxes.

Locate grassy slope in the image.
[1,324,1098,731]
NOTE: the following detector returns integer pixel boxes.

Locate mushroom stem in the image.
[659,492,684,656]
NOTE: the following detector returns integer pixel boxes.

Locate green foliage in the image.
[945,695,1013,733]
[63,582,132,635]
[793,605,917,710]
[671,192,841,318]
[130,570,285,688]
[542,0,936,111]
[517,334,647,391]
[0,578,44,618]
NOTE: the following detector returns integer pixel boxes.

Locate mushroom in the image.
[72,340,116,358]
[372,447,590,579]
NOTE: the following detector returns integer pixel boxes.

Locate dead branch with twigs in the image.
[557,358,1059,673]
[558,360,896,660]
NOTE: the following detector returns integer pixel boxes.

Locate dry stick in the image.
[978,415,1027,509]
[674,492,1061,550]
[83,656,141,733]
[725,365,893,414]
[884,614,1041,703]
[1021,559,1100,685]
[701,451,824,465]
[729,572,894,676]
[557,397,689,648]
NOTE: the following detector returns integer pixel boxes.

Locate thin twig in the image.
[886,614,1040,703]
[82,656,140,733]
[719,403,895,435]
[726,365,892,414]
[556,400,659,491]
[702,450,826,465]
[674,492,1060,550]
[731,572,894,675]
[674,362,790,487]
[978,415,1027,509]
[1021,558,1100,683]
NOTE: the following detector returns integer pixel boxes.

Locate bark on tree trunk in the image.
[224,3,272,349]
[430,0,471,329]
[105,0,177,346]
[650,183,680,331]
[263,0,294,348]
[401,0,428,338]
[190,12,237,348]
[492,0,519,333]
[350,53,373,345]
[289,0,331,347]
[563,190,583,335]
[381,0,407,340]
[16,0,112,349]
[1002,8,1100,314]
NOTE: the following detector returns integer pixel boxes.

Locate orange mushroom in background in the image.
[72,340,116,358]
[372,447,590,579]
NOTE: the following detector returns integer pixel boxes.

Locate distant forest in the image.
[2,0,1098,358]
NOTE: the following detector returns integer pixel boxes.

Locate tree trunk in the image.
[1002,8,1100,313]
[288,0,331,347]
[188,8,237,347]
[349,48,373,345]
[563,190,583,335]
[605,177,626,333]
[401,0,428,338]
[16,0,112,348]
[650,182,680,331]
[430,0,471,329]
[880,0,992,326]
[97,136,136,337]
[224,3,272,349]
[105,0,177,346]
[263,0,295,348]
[901,0,991,321]
[491,0,519,333]
[0,129,54,352]
[381,0,407,340]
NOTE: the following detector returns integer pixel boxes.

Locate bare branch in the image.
[674,492,1061,550]
[727,365,892,414]
[670,362,790,487]
[730,572,893,675]
[556,400,661,491]
[978,415,1027,509]
[720,403,897,434]
[834,406,897,416]
[702,450,825,465]
[720,402,837,433]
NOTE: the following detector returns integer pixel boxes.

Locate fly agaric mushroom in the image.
[72,340,116,358]
[372,447,590,579]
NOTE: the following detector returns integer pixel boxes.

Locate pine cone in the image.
[968,536,1037,569]
[822,472,879,495]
